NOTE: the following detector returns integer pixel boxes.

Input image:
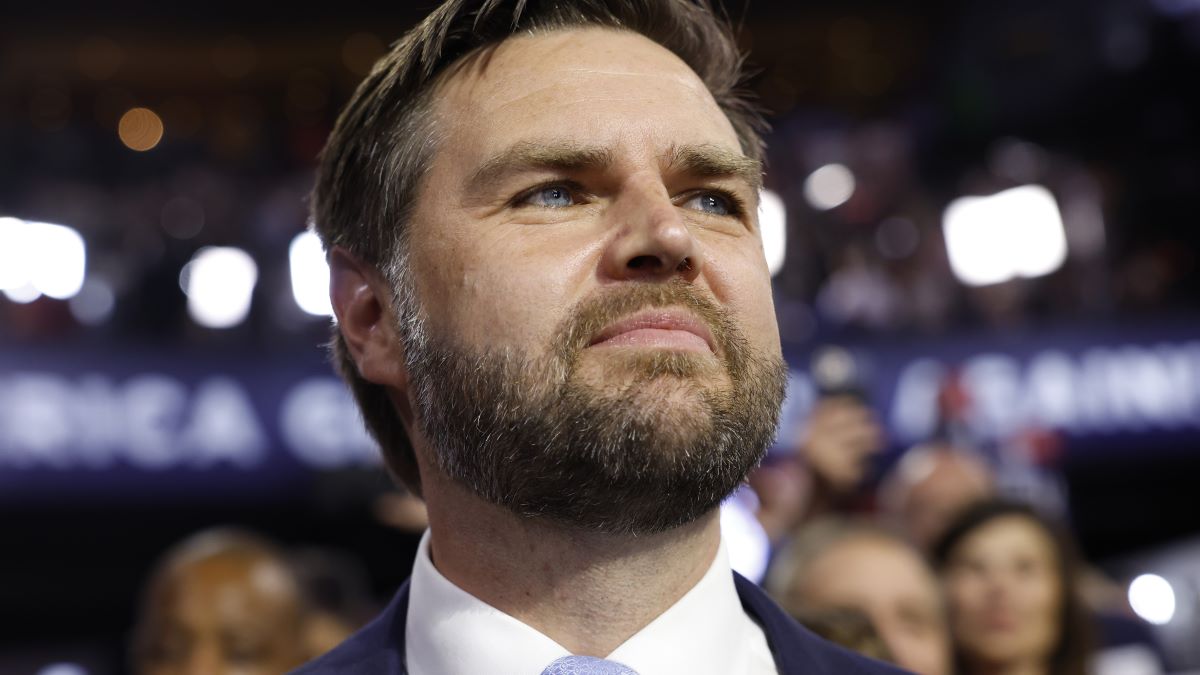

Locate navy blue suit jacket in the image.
[294,571,909,674]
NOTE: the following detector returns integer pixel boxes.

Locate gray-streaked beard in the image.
[404,279,788,536]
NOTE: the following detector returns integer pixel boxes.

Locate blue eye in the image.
[685,192,735,216]
[524,185,575,208]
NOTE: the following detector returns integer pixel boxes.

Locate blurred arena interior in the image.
[1,0,1199,673]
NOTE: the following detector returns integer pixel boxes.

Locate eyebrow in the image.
[665,143,763,190]
[465,141,615,194]
[463,140,763,195]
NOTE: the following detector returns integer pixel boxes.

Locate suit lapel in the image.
[389,580,412,674]
[733,571,820,674]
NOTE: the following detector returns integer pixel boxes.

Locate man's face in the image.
[397,27,786,534]
[792,536,952,675]
[135,555,306,675]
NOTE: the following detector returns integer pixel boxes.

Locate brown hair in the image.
[311,0,767,494]
[932,500,1094,675]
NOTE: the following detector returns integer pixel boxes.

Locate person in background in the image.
[288,547,379,662]
[765,518,952,675]
[751,395,885,544]
[790,608,893,664]
[883,447,1165,673]
[877,442,996,553]
[933,500,1093,675]
[131,528,310,675]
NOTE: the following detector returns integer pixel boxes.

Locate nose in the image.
[600,182,702,283]
[981,570,1015,604]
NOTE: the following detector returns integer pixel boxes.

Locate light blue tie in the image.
[539,655,640,675]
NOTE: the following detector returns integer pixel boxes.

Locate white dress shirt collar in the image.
[405,528,776,675]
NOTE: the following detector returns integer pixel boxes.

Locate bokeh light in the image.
[182,247,258,329]
[69,278,116,325]
[36,663,89,675]
[1128,573,1177,625]
[759,189,787,277]
[943,185,1067,286]
[0,217,87,301]
[289,231,333,317]
[117,107,164,152]
[803,163,856,211]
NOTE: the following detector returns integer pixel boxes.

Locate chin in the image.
[579,348,729,384]
[589,368,731,415]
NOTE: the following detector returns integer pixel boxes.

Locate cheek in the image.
[1021,577,1065,656]
[703,241,780,351]
[946,576,985,617]
[415,229,595,349]
[1026,575,1064,624]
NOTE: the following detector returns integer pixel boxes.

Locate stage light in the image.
[803,163,855,211]
[943,185,1067,286]
[0,217,86,300]
[1129,573,1176,625]
[3,284,41,304]
[289,231,332,316]
[182,247,258,329]
[31,221,87,299]
[759,189,787,277]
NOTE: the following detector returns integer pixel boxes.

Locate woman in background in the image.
[933,500,1092,675]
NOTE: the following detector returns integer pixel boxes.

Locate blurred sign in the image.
[2,318,1198,500]
[778,319,1200,456]
[0,372,375,471]
[0,346,377,502]
[887,343,1200,442]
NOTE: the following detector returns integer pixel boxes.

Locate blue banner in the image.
[2,316,1198,501]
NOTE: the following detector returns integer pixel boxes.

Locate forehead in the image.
[961,516,1057,558]
[153,555,298,622]
[809,536,938,596]
[431,27,743,159]
[827,536,926,576]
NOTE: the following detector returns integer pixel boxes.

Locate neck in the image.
[420,468,722,657]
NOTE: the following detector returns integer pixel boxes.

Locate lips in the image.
[587,308,717,353]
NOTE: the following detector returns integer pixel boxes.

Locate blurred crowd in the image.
[750,394,1165,675]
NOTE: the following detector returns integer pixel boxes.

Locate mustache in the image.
[553,279,743,367]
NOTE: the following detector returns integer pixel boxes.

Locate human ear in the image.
[328,246,409,390]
